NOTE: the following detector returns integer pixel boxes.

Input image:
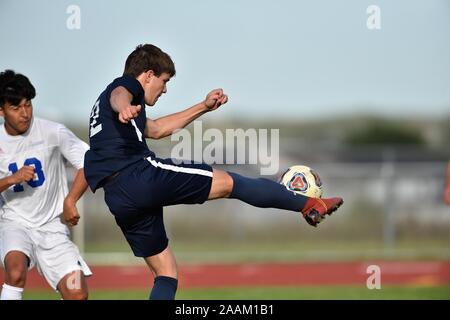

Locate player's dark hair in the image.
[0,70,36,108]
[123,44,176,78]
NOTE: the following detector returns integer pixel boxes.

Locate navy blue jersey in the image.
[84,75,154,192]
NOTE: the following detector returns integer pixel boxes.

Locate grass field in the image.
[10,238,450,301]
[83,238,450,265]
[23,285,450,300]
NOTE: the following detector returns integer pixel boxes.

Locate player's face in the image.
[0,98,33,135]
[143,72,171,106]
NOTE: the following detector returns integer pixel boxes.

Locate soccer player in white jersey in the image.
[0,70,92,300]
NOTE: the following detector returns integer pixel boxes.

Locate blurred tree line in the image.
[344,118,425,146]
[66,114,450,150]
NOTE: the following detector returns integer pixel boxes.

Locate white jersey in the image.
[0,117,89,229]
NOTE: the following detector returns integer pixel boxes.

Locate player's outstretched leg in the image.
[145,246,178,300]
[209,170,343,227]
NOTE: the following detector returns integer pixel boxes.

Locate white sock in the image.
[0,283,24,300]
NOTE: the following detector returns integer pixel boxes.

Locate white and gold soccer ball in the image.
[279,165,323,198]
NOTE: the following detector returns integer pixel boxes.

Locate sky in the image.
[0,0,449,125]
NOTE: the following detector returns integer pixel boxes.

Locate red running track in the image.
[1,261,449,289]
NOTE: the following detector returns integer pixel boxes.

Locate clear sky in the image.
[0,0,449,125]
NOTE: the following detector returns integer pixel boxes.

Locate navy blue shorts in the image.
[103,156,213,257]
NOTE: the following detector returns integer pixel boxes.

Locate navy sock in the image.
[228,172,308,212]
[149,276,178,300]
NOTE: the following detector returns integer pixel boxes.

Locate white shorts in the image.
[0,219,92,290]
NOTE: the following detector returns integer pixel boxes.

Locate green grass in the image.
[23,285,450,300]
[84,238,450,265]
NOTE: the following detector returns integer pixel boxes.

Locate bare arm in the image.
[63,168,88,226]
[110,86,142,123]
[145,102,209,139]
[145,89,228,139]
[0,166,35,193]
[110,86,228,139]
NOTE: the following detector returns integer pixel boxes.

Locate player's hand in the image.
[118,104,142,123]
[10,166,35,184]
[444,185,450,206]
[63,197,80,226]
[204,89,228,111]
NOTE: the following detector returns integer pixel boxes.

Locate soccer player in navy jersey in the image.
[84,44,343,300]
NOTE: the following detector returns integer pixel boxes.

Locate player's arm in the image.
[110,86,142,123]
[0,166,35,193]
[144,103,207,139]
[145,88,228,139]
[57,124,90,225]
[63,168,88,226]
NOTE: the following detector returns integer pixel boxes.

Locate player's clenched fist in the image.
[63,197,81,226]
[204,88,228,111]
[118,104,142,123]
[10,166,35,184]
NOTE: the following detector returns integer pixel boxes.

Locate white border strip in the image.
[146,156,213,177]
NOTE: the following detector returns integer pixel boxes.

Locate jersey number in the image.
[89,99,143,142]
[89,99,102,137]
[8,157,46,192]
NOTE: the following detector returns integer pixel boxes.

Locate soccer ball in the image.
[279,165,323,198]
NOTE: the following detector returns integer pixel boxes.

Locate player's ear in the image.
[145,70,155,82]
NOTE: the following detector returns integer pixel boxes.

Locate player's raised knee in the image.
[5,268,27,287]
[4,252,28,287]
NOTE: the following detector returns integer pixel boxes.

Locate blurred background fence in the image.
[69,117,450,264]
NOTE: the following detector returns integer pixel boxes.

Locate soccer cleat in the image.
[301,197,344,227]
